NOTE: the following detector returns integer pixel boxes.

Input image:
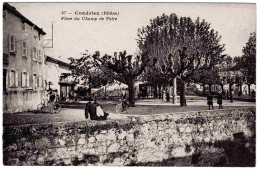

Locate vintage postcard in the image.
[2,2,256,167]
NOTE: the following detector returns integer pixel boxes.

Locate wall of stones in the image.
[3,108,255,166]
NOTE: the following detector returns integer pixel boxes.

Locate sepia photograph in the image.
[2,1,256,167]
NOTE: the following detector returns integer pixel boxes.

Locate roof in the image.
[3,3,46,35]
[45,55,71,69]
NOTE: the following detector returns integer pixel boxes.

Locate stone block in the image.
[88,136,96,143]
[35,137,51,150]
[107,143,120,153]
[58,139,65,146]
[77,138,86,145]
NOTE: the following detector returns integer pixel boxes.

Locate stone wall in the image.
[3,108,255,166]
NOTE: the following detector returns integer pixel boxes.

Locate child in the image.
[207,93,214,110]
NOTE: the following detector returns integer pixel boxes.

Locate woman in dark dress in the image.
[217,91,223,109]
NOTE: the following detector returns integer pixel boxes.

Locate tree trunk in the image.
[209,84,212,94]
[127,80,135,107]
[180,79,187,106]
[229,83,233,102]
[239,84,242,93]
[248,84,251,96]
[162,84,166,100]
[203,84,206,95]
[88,77,92,102]
[104,86,107,100]
[221,84,224,94]
[154,85,158,98]
[158,85,162,99]
[172,77,177,104]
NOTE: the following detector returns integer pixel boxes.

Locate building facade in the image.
[3,3,46,113]
[44,56,75,101]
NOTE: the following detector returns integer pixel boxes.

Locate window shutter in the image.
[31,48,33,59]
[14,36,17,53]
[36,49,38,61]
[21,72,23,87]
[7,70,11,88]
[26,44,29,58]
[15,71,18,87]
[8,34,11,52]
[21,42,23,56]
[37,76,39,87]
[27,74,30,87]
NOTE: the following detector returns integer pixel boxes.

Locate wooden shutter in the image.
[26,44,29,58]
[21,72,23,87]
[15,71,18,87]
[8,34,12,52]
[37,75,39,87]
[14,36,17,53]
[27,73,30,87]
[9,70,13,87]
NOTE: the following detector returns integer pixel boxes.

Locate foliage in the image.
[239,32,256,85]
[92,51,156,106]
[137,13,225,83]
[92,51,156,84]
[68,52,114,89]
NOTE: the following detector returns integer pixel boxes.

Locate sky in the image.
[9,2,256,63]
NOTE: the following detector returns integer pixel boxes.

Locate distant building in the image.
[3,3,46,113]
[44,55,75,100]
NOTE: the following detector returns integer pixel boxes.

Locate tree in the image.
[240,32,256,95]
[138,13,225,106]
[69,52,113,100]
[92,51,157,107]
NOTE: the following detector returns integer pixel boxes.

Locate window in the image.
[3,10,7,19]
[33,46,37,61]
[38,50,42,62]
[3,69,7,92]
[9,35,16,53]
[21,72,26,87]
[33,74,37,88]
[22,41,27,57]
[38,75,42,87]
[9,70,15,87]
[22,23,26,31]
[9,70,18,88]
[21,72,30,88]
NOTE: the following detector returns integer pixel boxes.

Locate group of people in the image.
[85,96,109,120]
[48,89,61,110]
[207,91,223,110]
[85,92,128,121]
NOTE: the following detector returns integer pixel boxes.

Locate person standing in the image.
[207,93,214,110]
[217,91,223,109]
[251,89,256,99]
[121,92,128,112]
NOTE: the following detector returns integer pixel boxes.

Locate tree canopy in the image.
[137,13,225,105]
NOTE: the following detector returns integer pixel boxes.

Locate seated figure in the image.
[85,98,109,120]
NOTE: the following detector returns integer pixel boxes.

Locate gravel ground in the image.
[3,105,254,126]
[3,97,255,126]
